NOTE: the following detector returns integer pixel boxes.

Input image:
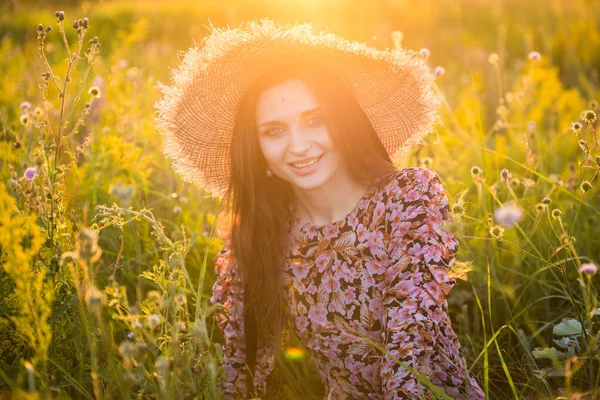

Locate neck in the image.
[291,168,370,225]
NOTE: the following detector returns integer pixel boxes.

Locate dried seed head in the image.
[470,166,483,177]
[580,181,592,193]
[551,208,562,219]
[571,121,582,133]
[489,224,505,240]
[88,86,101,98]
[73,20,79,29]
[452,203,465,214]
[534,203,546,214]
[510,178,520,188]
[420,157,433,168]
[583,110,597,123]
[20,115,29,126]
[542,197,552,205]
[488,53,499,65]
[500,168,512,183]
[37,24,44,32]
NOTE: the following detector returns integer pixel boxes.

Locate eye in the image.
[266,126,285,136]
[307,116,324,126]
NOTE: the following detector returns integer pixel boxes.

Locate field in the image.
[0,0,599,398]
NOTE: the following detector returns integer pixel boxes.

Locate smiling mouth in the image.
[289,155,323,168]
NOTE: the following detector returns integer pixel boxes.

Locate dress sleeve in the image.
[210,238,275,400]
[380,168,483,400]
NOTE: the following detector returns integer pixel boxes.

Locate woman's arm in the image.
[380,168,484,400]
[210,238,275,399]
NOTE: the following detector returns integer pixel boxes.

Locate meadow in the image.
[0,0,599,398]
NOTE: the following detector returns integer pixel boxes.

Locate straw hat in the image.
[155,19,443,198]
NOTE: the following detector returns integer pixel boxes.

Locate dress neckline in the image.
[288,173,391,230]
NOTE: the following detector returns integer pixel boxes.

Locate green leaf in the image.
[532,346,575,361]
[553,318,582,336]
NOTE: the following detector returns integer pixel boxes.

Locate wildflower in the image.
[147,314,161,330]
[509,178,520,189]
[88,86,101,98]
[126,331,134,339]
[20,115,29,126]
[418,48,430,59]
[526,121,536,132]
[434,66,445,77]
[20,101,31,110]
[571,122,582,133]
[500,168,512,183]
[24,167,37,181]
[173,205,182,214]
[117,59,129,68]
[542,197,552,205]
[488,53,499,65]
[494,202,523,228]
[489,224,505,240]
[528,51,541,61]
[580,181,592,193]
[583,110,597,124]
[578,263,598,276]
[551,209,562,219]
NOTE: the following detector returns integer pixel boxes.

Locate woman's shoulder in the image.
[377,167,443,200]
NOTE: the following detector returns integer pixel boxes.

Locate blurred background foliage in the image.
[0,0,599,399]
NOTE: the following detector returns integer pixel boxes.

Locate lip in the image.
[288,155,323,175]
[287,155,322,166]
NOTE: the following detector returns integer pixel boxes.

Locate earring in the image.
[265,167,273,178]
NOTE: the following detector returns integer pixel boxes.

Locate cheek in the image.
[258,138,286,163]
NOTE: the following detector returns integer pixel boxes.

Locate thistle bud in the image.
[500,168,512,183]
[542,197,552,205]
[82,18,89,29]
[73,21,79,29]
[58,11,65,22]
[571,122,582,133]
[37,24,44,31]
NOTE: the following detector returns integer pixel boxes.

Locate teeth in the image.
[291,157,320,168]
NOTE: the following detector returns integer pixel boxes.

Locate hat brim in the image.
[155,20,443,198]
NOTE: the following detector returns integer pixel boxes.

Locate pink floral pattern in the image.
[211,167,485,399]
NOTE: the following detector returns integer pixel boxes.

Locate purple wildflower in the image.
[24,167,37,181]
[528,51,541,61]
[434,66,445,77]
[20,101,31,110]
[578,263,598,276]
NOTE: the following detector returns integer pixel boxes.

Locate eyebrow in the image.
[258,107,322,129]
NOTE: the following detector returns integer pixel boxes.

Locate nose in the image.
[288,128,312,154]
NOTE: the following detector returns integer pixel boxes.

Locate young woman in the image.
[156,20,484,400]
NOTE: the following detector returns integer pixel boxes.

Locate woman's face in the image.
[255,79,345,192]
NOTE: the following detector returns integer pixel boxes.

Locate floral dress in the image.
[210,167,485,400]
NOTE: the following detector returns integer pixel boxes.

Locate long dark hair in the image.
[219,62,398,389]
